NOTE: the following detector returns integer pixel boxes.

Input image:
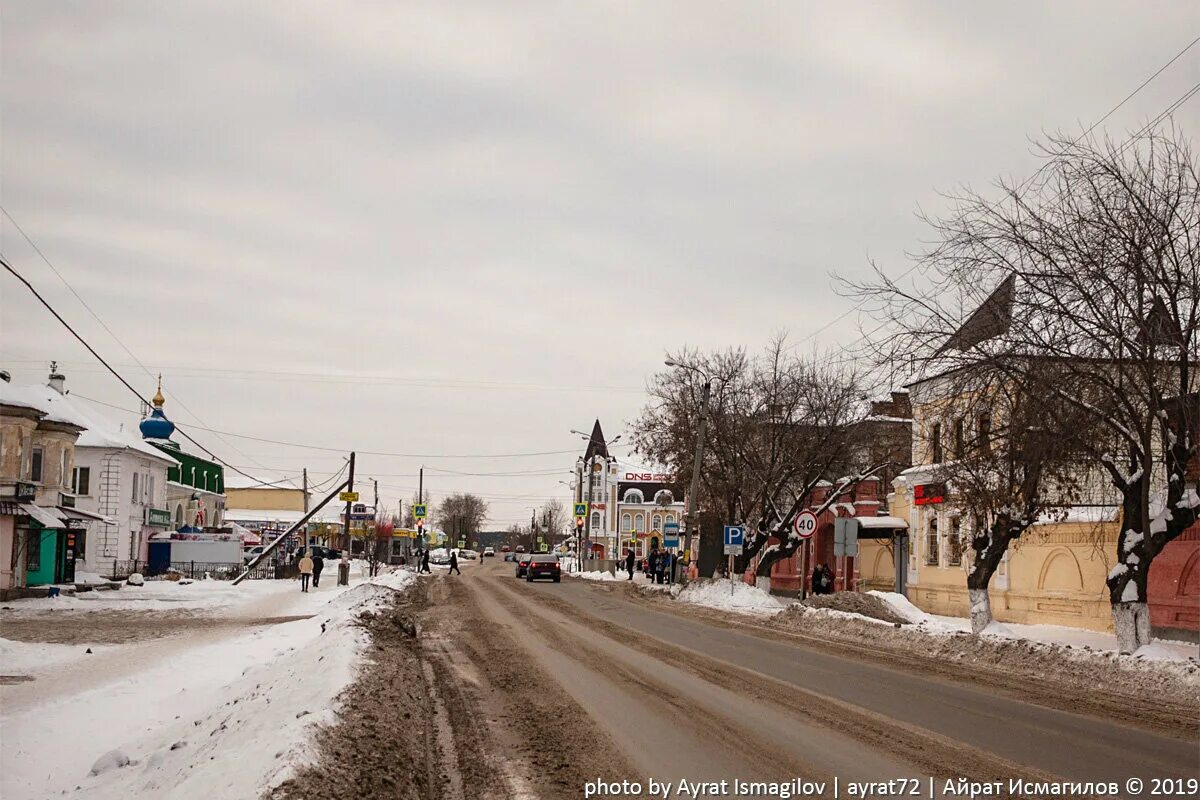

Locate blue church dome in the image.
[139,377,176,440]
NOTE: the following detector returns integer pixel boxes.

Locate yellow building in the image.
[857,371,1122,633]
[225,475,308,513]
[859,472,1120,631]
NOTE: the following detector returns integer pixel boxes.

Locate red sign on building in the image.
[913,482,946,506]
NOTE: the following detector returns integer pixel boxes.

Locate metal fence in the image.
[106,559,281,581]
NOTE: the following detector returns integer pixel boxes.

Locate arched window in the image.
[623,489,644,504]
[590,511,601,530]
[652,514,663,532]
[620,513,632,532]
[174,504,184,526]
[634,513,645,533]
[664,513,675,526]
[654,489,674,505]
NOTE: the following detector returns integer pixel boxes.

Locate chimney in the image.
[48,361,66,395]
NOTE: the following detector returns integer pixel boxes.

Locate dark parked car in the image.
[504,552,516,562]
[515,555,533,578]
[525,554,561,583]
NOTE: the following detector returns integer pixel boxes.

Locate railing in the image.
[106,559,283,581]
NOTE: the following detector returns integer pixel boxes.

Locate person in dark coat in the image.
[448,550,461,575]
[661,550,673,584]
[822,564,835,594]
[647,549,659,583]
[625,548,635,580]
[311,551,325,588]
[811,565,824,595]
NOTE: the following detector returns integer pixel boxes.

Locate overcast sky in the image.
[2,2,1198,527]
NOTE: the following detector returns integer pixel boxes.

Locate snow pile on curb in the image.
[868,591,930,624]
[803,592,909,625]
[2,570,419,800]
[676,579,790,615]
[573,570,621,582]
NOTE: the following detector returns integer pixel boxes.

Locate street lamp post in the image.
[665,360,712,574]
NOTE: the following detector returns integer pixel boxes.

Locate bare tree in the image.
[846,127,1199,651]
[634,334,884,578]
[539,500,568,545]
[437,493,489,546]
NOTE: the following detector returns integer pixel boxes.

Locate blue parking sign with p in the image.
[724,525,745,546]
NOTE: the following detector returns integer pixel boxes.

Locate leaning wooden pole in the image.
[232,475,351,585]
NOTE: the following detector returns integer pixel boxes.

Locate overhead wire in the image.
[787,33,1200,355]
[0,207,274,474]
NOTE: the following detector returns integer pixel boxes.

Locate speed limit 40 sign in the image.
[793,510,818,539]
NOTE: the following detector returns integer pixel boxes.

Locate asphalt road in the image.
[465,560,1198,793]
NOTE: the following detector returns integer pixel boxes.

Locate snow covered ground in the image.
[0,567,418,800]
[675,578,790,615]
[868,590,1198,662]
[572,569,622,582]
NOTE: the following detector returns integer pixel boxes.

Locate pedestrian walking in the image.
[311,551,325,588]
[449,550,461,575]
[625,548,635,580]
[298,553,314,592]
[421,549,431,573]
[647,548,659,584]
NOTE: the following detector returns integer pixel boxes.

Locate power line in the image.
[0,255,276,485]
[0,359,645,394]
[0,207,274,473]
[788,33,1200,354]
[66,391,623,459]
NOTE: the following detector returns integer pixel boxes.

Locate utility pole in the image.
[418,466,423,504]
[343,452,355,553]
[302,468,309,512]
[684,378,712,570]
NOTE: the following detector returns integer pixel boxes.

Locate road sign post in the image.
[722,525,745,596]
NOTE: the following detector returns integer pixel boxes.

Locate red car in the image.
[524,554,561,583]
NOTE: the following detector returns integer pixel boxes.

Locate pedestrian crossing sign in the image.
[573,502,588,518]
[413,503,427,519]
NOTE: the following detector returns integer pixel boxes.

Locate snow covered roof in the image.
[858,515,908,529]
[0,382,89,428]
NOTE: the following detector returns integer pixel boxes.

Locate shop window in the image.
[72,467,91,496]
[925,517,939,566]
[26,529,41,571]
[31,446,43,483]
